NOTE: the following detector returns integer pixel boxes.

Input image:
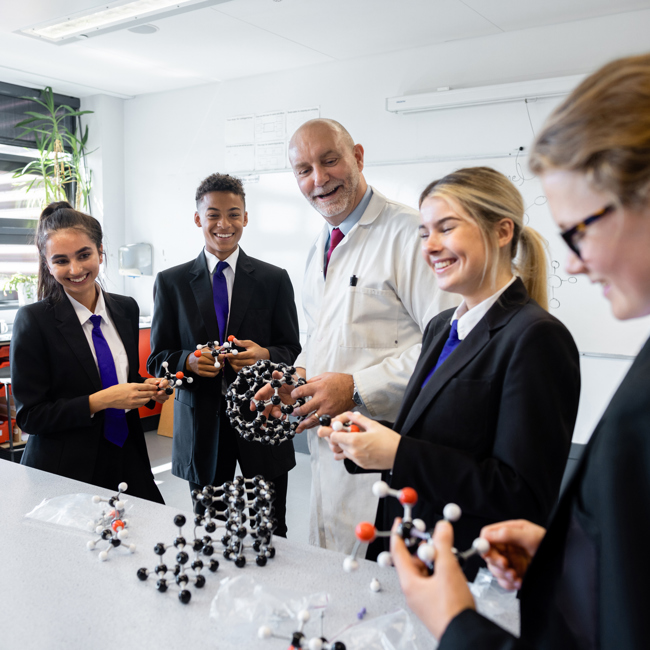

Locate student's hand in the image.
[144,377,171,404]
[317,411,400,470]
[479,520,546,590]
[251,369,304,418]
[185,348,221,378]
[392,518,475,641]
[89,383,159,413]
[291,372,356,432]
[227,337,270,373]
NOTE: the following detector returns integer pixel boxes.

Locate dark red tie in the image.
[324,227,344,278]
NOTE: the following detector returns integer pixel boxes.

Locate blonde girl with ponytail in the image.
[317,166,581,579]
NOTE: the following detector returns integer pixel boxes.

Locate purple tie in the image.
[89,314,129,447]
[213,261,229,344]
[421,320,461,388]
[324,227,344,278]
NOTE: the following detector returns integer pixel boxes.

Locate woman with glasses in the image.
[390,53,650,649]
[317,165,581,578]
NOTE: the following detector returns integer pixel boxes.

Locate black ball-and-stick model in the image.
[194,335,240,370]
[258,609,346,650]
[344,480,490,574]
[160,361,194,394]
[87,482,136,561]
[137,513,220,604]
[226,360,308,445]
[193,475,277,567]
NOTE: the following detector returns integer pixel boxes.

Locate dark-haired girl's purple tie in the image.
[421,320,461,388]
[213,260,229,344]
[89,314,129,447]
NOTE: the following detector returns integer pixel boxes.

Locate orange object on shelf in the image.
[137,328,163,420]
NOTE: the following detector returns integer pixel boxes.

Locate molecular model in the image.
[226,360,308,445]
[258,609,346,650]
[137,513,220,604]
[194,336,240,370]
[344,481,489,574]
[161,360,193,394]
[87,482,136,561]
[193,475,277,568]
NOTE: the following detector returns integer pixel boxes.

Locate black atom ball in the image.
[205,521,216,533]
[173,514,186,528]
[318,414,332,427]
[256,555,267,567]
[178,590,191,604]
[209,559,220,572]
[235,556,246,568]
[154,543,166,556]
[137,568,149,581]
[176,551,189,564]
[202,544,214,557]
[194,574,206,589]
[156,578,168,592]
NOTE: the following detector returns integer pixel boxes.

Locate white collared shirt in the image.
[66,287,130,385]
[204,246,238,334]
[452,275,517,340]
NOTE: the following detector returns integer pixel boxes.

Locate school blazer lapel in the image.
[53,297,102,392]
[227,249,254,338]
[399,279,529,437]
[188,252,220,342]
[104,294,139,382]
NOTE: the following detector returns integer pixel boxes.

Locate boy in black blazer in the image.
[148,174,301,535]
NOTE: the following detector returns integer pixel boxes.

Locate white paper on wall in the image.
[225,115,254,145]
[226,144,255,172]
[255,111,285,143]
[255,141,287,171]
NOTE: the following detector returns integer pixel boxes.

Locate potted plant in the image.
[2,273,38,307]
[12,87,93,210]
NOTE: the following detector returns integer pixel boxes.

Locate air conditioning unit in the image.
[386,75,585,114]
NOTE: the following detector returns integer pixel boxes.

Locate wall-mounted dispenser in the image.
[119,243,152,277]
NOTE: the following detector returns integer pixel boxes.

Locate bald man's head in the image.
[289,119,367,225]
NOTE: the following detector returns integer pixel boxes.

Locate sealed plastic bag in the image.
[470,568,520,636]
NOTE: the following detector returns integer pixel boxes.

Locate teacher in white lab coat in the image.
[283,118,459,552]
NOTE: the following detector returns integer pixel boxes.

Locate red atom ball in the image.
[355,521,377,543]
[349,425,360,432]
[398,487,418,505]
[176,371,184,379]
[228,335,235,342]
[194,350,202,358]
[111,519,124,532]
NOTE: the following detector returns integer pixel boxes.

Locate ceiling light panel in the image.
[18,0,232,44]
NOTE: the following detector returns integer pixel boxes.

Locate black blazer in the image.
[147,249,301,485]
[13,292,156,489]
[369,280,580,574]
[440,334,650,650]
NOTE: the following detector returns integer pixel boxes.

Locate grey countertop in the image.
[0,460,437,650]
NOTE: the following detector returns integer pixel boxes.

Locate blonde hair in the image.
[530,53,650,207]
[419,166,548,310]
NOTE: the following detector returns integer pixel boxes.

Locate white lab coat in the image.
[295,188,460,552]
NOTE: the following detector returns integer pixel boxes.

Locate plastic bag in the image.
[210,574,328,631]
[470,568,520,637]
[336,609,419,650]
[24,492,132,533]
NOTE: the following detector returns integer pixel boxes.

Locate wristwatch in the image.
[352,378,363,406]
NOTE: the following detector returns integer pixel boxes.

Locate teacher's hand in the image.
[290,372,356,432]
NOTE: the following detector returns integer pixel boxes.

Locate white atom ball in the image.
[117,529,128,540]
[86,540,96,550]
[472,538,490,555]
[98,551,108,562]
[298,609,310,623]
[332,421,344,432]
[413,518,426,532]
[92,495,101,504]
[129,544,136,553]
[443,503,462,522]
[377,551,393,568]
[417,543,436,564]
[118,482,128,492]
[258,626,272,639]
[343,557,359,573]
[370,578,381,592]
[372,481,390,498]
[308,638,323,650]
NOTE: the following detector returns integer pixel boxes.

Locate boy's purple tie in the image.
[324,227,344,278]
[89,314,129,447]
[213,260,229,344]
[421,320,461,388]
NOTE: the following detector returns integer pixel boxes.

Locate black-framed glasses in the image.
[560,204,615,259]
